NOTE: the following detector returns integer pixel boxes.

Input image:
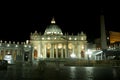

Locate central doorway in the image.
[24,52,29,61]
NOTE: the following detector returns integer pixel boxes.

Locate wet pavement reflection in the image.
[0,62,120,80]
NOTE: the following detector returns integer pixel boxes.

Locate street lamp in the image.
[86,49,92,65]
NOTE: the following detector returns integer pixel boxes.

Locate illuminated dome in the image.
[44,18,63,35]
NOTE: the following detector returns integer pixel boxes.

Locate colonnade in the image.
[0,48,20,60]
[37,42,86,59]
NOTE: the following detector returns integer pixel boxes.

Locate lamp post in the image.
[86,49,92,65]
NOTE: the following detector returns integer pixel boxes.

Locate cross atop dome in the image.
[51,17,56,24]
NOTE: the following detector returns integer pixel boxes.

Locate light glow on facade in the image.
[70,53,76,58]
[7,44,10,47]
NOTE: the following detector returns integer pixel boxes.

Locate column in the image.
[98,56,100,60]
[22,49,24,62]
[3,48,5,57]
[101,53,102,60]
[65,44,68,58]
[73,45,74,54]
[44,45,46,58]
[12,49,15,61]
[32,48,34,61]
[61,47,63,58]
[72,44,74,57]
[14,49,19,60]
[50,43,54,58]
[18,49,20,61]
[50,43,52,58]
[96,56,98,60]
[78,45,80,59]
[40,41,42,58]
[37,43,40,60]
[52,44,54,58]
[76,44,78,58]
[65,46,67,58]
[119,43,120,49]
[95,55,96,60]
[56,44,58,58]
[0,49,1,60]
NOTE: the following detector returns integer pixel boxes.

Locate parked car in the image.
[0,60,8,70]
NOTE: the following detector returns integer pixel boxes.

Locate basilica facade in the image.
[30,18,87,61]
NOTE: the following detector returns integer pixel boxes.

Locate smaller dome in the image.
[32,30,39,37]
[80,31,86,35]
[44,17,63,35]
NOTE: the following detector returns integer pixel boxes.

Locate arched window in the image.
[81,50,85,58]
[34,50,38,59]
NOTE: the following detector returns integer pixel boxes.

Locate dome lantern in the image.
[51,17,56,24]
[44,17,63,36]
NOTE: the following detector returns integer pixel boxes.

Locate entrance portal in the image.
[24,52,29,61]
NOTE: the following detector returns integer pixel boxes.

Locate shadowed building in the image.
[109,31,120,44]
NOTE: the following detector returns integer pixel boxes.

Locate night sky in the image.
[0,3,120,43]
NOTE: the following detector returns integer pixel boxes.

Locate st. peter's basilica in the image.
[0,18,88,63]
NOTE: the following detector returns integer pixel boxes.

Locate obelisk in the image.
[100,13,107,50]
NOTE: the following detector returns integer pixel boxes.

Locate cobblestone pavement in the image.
[0,62,120,80]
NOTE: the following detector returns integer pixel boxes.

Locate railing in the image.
[38,59,120,67]
[64,60,120,67]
